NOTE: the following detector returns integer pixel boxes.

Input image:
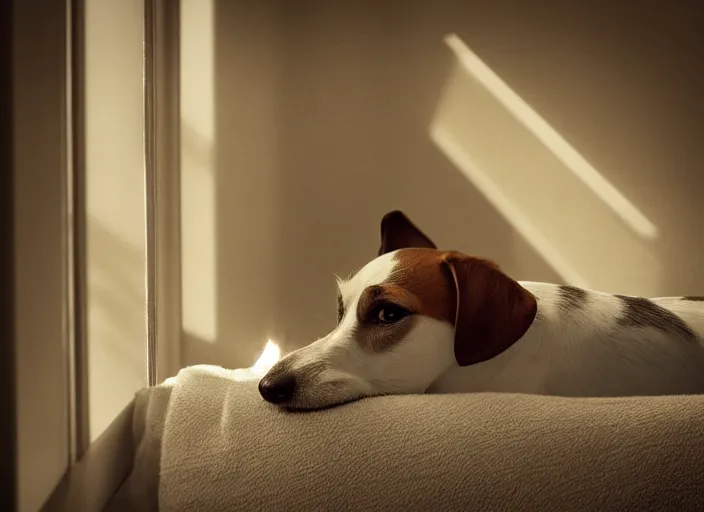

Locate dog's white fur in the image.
[262,250,704,410]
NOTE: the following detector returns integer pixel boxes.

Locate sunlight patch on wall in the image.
[180,0,218,343]
[432,132,591,288]
[430,34,661,296]
[442,34,657,240]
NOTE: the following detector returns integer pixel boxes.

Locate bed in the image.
[55,364,704,511]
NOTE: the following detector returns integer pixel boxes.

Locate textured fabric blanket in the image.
[158,365,704,511]
[106,382,173,512]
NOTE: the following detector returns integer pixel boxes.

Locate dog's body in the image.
[259,211,704,409]
[429,281,704,397]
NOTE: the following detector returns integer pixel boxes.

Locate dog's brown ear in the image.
[442,252,537,366]
[378,210,437,256]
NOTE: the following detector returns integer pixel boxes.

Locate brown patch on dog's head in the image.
[350,246,449,354]
[353,284,419,353]
[345,211,440,352]
[352,210,537,363]
[354,247,537,365]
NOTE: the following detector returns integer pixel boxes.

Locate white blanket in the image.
[159,365,704,511]
[105,382,173,512]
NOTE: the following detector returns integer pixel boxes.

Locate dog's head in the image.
[259,211,537,410]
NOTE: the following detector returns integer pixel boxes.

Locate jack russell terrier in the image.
[259,210,704,410]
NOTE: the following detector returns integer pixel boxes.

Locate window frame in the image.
[8,0,182,509]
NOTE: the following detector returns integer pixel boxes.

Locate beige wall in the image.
[181,0,704,368]
[181,0,283,367]
[85,0,148,441]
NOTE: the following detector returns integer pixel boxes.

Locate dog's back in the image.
[521,283,704,396]
[650,296,704,341]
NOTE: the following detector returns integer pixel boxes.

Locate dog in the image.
[259,210,704,410]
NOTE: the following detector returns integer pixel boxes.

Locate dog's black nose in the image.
[258,374,297,404]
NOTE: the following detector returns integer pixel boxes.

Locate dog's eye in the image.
[375,304,409,324]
